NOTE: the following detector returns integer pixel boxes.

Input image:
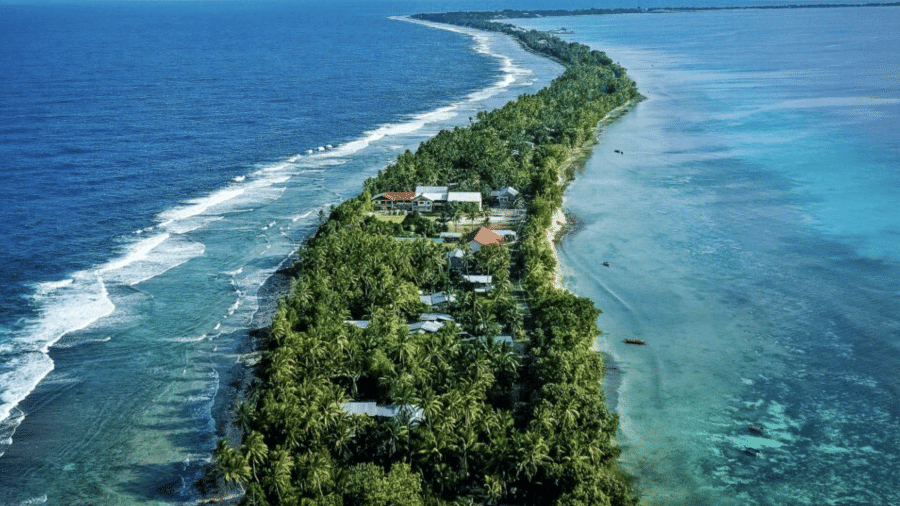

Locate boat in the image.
[748,424,764,434]
[623,338,646,345]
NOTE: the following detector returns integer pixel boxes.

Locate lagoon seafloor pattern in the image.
[0,2,564,504]
[2,1,899,505]
[520,6,900,506]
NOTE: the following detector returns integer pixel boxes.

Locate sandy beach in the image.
[546,207,569,291]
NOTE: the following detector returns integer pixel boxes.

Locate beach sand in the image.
[546,207,569,291]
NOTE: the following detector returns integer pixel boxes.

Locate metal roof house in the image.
[419,313,455,322]
[376,186,483,213]
[447,192,483,211]
[493,229,517,242]
[344,320,370,329]
[462,274,493,293]
[419,291,457,306]
[343,402,424,423]
[408,321,445,333]
[490,186,520,208]
[448,248,466,270]
[414,186,448,212]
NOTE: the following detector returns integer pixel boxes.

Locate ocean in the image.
[0,2,564,504]
[2,1,898,505]
[519,6,900,506]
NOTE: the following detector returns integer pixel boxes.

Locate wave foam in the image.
[303,16,532,160]
[0,353,53,425]
[0,270,115,430]
[50,336,112,350]
[14,495,49,506]
[0,13,544,462]
[99,233,171,274]
[99,234,205,286]
[158,188,246,227]
[26,274,115,354]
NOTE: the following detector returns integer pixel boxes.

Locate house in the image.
[439,232,463,243]
[465,334,523,353]
[371,192,415,211]
[467,227,502,252]
[415,186,448,207]
[462,274,493,293]
[411,193,437,213]
[419,291,456,306]
[343,402,424,423]
[394,237,443,244]
[490,186,520,208]
[419,313,455,322]
[448,248,465,270]
[408,321,444,333]
[377,186,483,214]
[493,229,517,242]
[494,335,515,345]
[447,192,483,211]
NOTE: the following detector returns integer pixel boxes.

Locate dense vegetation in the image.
[413,1,900,25]
[213,12,641,506]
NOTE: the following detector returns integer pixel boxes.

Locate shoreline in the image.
[543,98,638,455]
[546,98,637,293]
[206,11,642,503]
[202,255,297,504]
[546,207,569,291]
[198,17,554,505]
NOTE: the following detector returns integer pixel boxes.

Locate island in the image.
[209,10,642,506]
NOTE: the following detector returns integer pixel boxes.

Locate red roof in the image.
[470,227,502,247]
[377,192,416,201]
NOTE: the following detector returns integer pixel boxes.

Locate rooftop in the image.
[374,192,416,201]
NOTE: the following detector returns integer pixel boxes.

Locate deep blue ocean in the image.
[0,2,565,504]
[1,1,898,505]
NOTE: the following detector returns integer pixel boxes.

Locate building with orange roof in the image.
[371,192,416,211]
[467,226,502,252]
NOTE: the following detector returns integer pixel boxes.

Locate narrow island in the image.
[209,11,642,506]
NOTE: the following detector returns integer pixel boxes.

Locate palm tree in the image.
[267,448,294,503]
[480,207,492,227]
[241,431,269,482]
[448,203,463,231]
[380,419,411,461]
[466,205,480,229]
[514,431,550,480]
[417,390,444,427]
[215,439,251,492]
[236,401,256,433]
[304,451,334,499]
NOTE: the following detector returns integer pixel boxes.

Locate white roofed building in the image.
[415,186,448,202]
[419,291,456,306]
[343,402,424,423]
[447,192,482,211]
[408,321,444,333]
[490,186,520,208]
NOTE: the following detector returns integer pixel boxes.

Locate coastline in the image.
[546,207,569,291]
[543,98,639,446]
[546,98,637,293]
[206,11,642,503]
[202,256,296,504]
